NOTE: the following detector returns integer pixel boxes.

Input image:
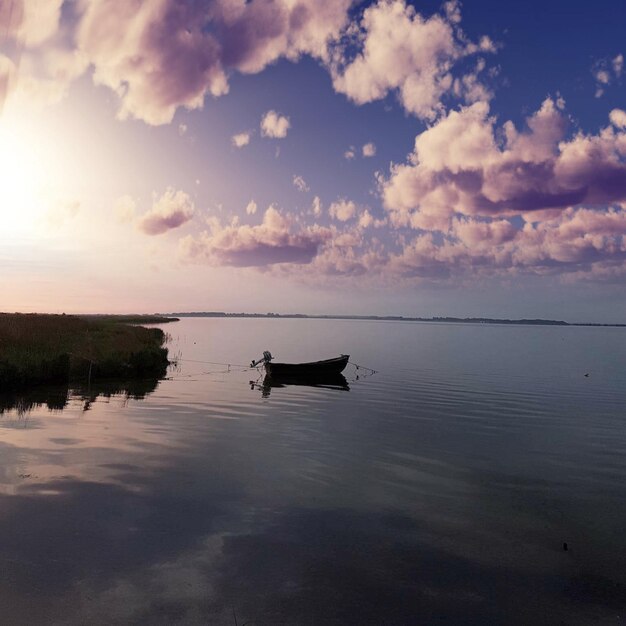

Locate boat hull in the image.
[265,355,349,378]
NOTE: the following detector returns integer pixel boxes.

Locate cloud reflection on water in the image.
[0,319,625,623]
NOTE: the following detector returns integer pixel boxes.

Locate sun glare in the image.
[0,118,50,236]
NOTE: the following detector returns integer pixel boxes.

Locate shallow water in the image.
[1,318,625,624]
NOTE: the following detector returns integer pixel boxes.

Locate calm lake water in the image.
[1,317,626,624]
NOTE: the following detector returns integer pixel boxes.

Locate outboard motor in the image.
[250,351,273,368]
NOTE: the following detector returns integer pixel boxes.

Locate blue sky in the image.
[0,0,625,321]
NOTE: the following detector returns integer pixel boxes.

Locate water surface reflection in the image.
[0,377,163,417]
[251,372,350,397]
[0,318,625,624]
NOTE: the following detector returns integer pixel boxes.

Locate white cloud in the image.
[329,199,357,221]
[73,0,351,125]
[261,110,290,138]
[178,123,187,135]
[595,69,611,85]
[7,0,64,47]
[609,108,626,129]
[232,131,251,148]
[362,142,376,157]
[3,0,352,122]
[593,53,623,98]
[330,0,494,120]
[293,174,310,192]
[246,199,258,215]
[311,196,322,216]
[3,0,497,126]
[344,146,356,160]
[139,188,195,235]
[381,99,626,233]
[180,206,331,266]
[358,209,386,229]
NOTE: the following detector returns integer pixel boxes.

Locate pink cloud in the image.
[382,99,626,230]
[180,206,331,267]
[592,53,623,98]
[329,199,357,221]
[139,188,195,235]
[5,0,493,125]
[362,142,376,157]
[293,174,310,192]
[232,131,251,147]
[330,0,495,120]
[75,0,350,125]
[261,110,291,138]
[385,207,626,282]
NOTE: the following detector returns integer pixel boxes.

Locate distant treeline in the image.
[80,314,179,324]
[164,312,625,327]
[0,313,171,391]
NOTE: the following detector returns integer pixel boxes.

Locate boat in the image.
[250,351,349,378]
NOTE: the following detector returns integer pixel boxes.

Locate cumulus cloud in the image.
[180,206,331,266]
[261,110,291,138]
[593,53,623,98]
[358,209,386,229]
[311,196,322,216]
[4,0,495,125]
[178,123,188,136]
[1,0,63,47]
[92,0,351,124]
[262,200,626,283]
[382,99,626,231]
[329,0,495,120]
[610,108,626,129]
[0,0,87,111]
[139,188,195,235]
[293,174,310,192]
[362,142,376,157]
[344,146,356,160]
[5,0,348,124]
[232,131,251,148]
[329,199,357,221]
[246,199,257,215]
[386,206,626,281]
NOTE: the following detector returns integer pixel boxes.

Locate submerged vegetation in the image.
[0,313,171,390]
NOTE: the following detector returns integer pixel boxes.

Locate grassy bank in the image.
[0,313,171,390]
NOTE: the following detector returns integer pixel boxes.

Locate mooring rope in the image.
[173,358,250,368]
[348,360,378,375]
[164,364,256,381]
[164,358,378,383]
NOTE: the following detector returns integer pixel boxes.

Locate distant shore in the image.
[0,313,171,391]
[162,312,626,328]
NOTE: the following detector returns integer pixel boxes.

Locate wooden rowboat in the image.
[266,355,349,378]
[251,352,349,378]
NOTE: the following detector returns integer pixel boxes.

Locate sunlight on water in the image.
[1,318,625,624]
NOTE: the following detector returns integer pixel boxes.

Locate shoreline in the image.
[0,313,171,391]
[161,312,626,328]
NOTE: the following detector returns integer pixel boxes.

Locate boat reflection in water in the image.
[251,373,350,398]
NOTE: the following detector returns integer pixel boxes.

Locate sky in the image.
[0,0,625,322]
